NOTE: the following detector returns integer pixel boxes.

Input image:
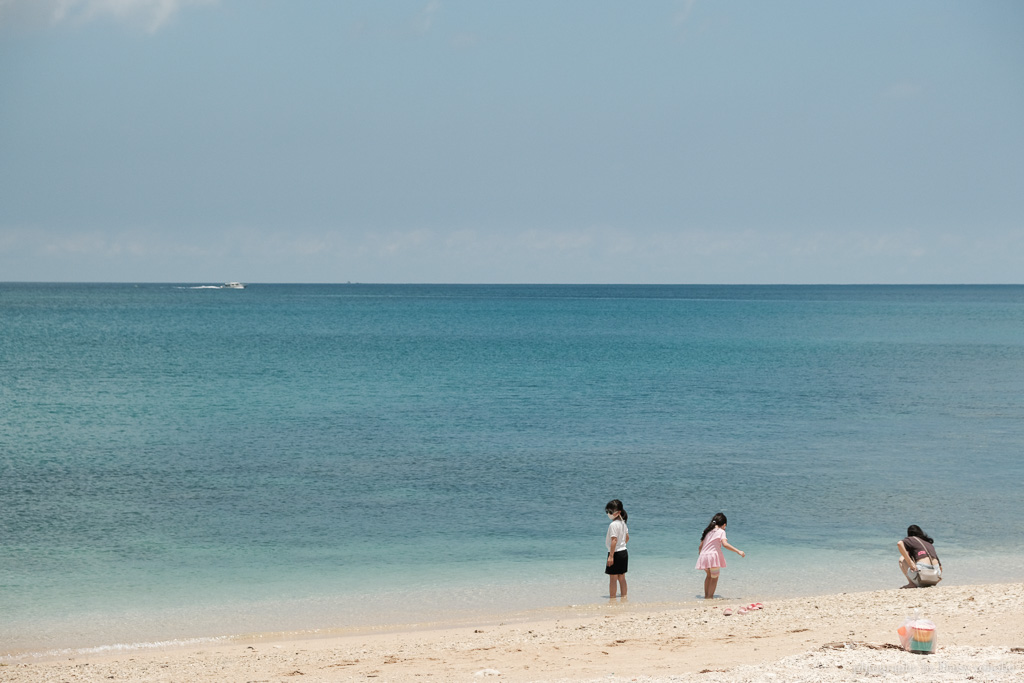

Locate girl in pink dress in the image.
[696,512,745,599]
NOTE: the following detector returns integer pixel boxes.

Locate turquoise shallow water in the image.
[2,284,1023,656]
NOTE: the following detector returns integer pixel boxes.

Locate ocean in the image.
[2,283,1023,658]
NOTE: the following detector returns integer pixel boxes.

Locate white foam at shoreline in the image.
[5,559,1024,662]
[1,636,232,664]
[5,546,1023,660]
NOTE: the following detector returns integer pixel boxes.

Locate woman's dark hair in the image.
[605,499,627,523]
[906,525,934,544]
[701,512,728,541]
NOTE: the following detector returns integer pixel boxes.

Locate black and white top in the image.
[606,519,628,552]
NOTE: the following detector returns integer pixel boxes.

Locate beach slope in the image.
[3,583,1022,682]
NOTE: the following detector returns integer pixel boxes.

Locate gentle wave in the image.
[2,283,1023,656]
[0,636,232,663]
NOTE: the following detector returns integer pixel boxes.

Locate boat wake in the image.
[184,283,246,290]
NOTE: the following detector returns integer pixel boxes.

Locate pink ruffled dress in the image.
[695,527,727,570]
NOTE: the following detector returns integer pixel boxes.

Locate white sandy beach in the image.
[3,582,1022,682]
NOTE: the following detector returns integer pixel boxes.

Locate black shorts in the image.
[605,549,628,575]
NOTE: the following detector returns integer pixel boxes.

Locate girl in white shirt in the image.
[605,499,630,598]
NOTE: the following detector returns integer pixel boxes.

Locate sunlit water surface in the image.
[2,284,1022,657]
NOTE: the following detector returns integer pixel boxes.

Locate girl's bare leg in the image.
[609,574,618,598]
[898,557,916,589]
[618,575,627,597]
[703,569,721,599]
[704,569,720,599]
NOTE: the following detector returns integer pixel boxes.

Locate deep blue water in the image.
[2,284,1023,654]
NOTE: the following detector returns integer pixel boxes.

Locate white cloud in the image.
[518,229,594,253]
[0,0,216,32]
[412,0,440,35]
[4,223,1019,283]
[673,0,697,29]
[379,228,435,255]
[40,231,148,257]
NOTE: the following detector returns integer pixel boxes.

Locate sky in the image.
[1,0,1022,284]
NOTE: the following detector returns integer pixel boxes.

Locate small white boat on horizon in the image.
[222,282,246,289]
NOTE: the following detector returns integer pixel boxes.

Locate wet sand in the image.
[2,582,1022,682]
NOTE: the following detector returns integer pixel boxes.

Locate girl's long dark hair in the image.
[701,512,727,541]
[605,499,627,523]
[906,525,934,544]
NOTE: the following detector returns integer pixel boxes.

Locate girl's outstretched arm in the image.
[722,539,745,557]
